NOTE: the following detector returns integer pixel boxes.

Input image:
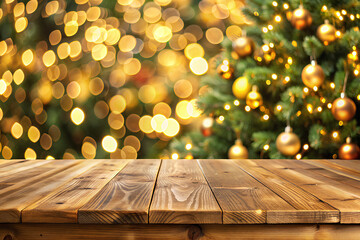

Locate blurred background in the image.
[0,0,247,159]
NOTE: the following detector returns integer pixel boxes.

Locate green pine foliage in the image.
[169,0,360,159]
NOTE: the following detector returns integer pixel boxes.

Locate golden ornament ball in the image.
[301,61,325,88]
[276,127,301,156]
[228,139,249,159]
[246,86,263,109]
[339,138,360,160]
[232,37,254,58]
[217,60,234,80]
[290,6,312,30]
[331,95,357,121]
[232,76,251,99]
[317,20,336,44]
[201,117,214,137]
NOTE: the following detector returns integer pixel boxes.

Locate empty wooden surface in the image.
[149,159,222,224]
[79,159,161,224]
[0,159,360,225]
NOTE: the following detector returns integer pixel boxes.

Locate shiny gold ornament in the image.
[232,76,251,99]
[301,61,325,88]
[276,126,301,156]
[228,139,248,159]
[201,117,214,137]
[331,94,357,121]
[232,37,254,58]
[339,137,360,160]
[217,60,234,80]
[290,5,312,30]
[246,86,263,109]
[317,20,336,44]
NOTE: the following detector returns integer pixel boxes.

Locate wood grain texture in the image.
[22,160,130,223]
[79,159,161,224]
[233,159,339,223]
[256,160,360,223]
[0,160,49,179]
[2,224,360,240]
[198,159,295,224]
[0,160,101,223]
[149,159,221,224]
[0,224,199,240]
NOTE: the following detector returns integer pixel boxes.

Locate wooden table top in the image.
[0,159,359,224]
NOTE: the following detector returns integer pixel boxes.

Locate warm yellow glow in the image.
[22,49,34,66]
[271,74,277,80]
[327,103,332,109]
[224,104,231,110]
[70,107,85,125]
[171,153,179,160]
[151,114,167,133]
[263,114,269,120]
[13,69,25,85]
[283,3,289,9]
[234,100,240,106]
[296,154,302,160]
[321,5,327,11]
[317,106,322,112]
[43,50,56,67]
[15,17,28,33]
[263,144,269,150]
[189,57,208,75]
[28,126,40,142]
[272,1,278,7]
[154,26,172,43]
[303,144,309,150]
[163,118,180,137]
[92,44,108,61]
[0,79,7,95]
[245,106,251,112]
[274,15,281,22]
[11,122,23,139]
[332,131,339,139]
[185,143,192,150]
[102,135,118,153]
[307,104,313,113]
[24,148,37,160]
[276,105,282,111]
[46,155,55,160]
[184,43,204,59]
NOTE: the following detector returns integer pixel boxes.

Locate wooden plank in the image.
[22,160,130,223]
[2,224,360,240]
[198,159,295,224]
[0,160,49,179]
[303,160,360,190]
[0,160,68,184]
[149,159,221,224]
[0,160,101,223]
[0,160,26,168]
[233,159,339,223]
[0,224,196,240]
[255,159,360,223]
[79,159,161,224]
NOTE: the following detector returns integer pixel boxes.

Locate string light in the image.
[327,103,332,109]
[283,3,289,9]
[303,144,309,150]
[263,114,269,120]
[185,143,192,150]
[317,106,322,112]
[321,5,327,12]
[263,144,270,150]
[276,105,282,111]
[296,154,302,160]
[271,74,277,80]
[275,15,281,22]
[332,131,339,139]
[171,153,179,160]
[330,82,335,89]
[272,1,278,7]
[245,106,251,112]
[224,104,231,110]
[234,100,240,106]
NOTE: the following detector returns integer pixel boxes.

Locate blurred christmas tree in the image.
[169,0,360,160]
[0,0,249,159]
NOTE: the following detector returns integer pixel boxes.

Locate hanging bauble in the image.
[232,76,251,99]
[232,37,254,58]
[290,5,312,30]
[331,94,357,121]
[217,59,234,80]
[339,137,360,160]
[301,61,325,88]
[201,117,214,137]
[246,86,263,109]
[317,20,336,44]
[254,44,276,64]
[228,139,248,159]
[276,126,301,156]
